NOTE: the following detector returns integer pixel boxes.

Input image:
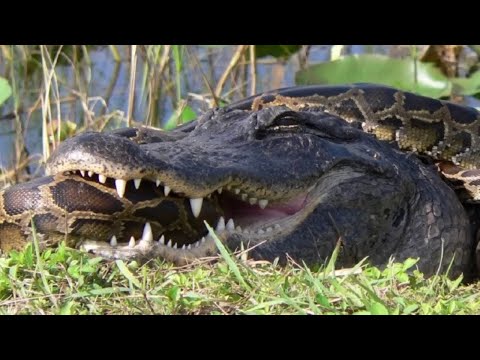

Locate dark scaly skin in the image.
[0,84,478,278]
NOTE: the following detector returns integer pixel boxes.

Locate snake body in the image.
[232,84,480,200]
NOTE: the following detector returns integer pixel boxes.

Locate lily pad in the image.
[451,70,480,95]
[295,54,452,98]
[0,77,12,106]
[165,104,197,130]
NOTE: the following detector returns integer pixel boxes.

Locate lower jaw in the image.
[77,193,312,263]
[55,172,311,252]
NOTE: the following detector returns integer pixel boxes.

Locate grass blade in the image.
[115,260,141,289]
[204,221,251,291]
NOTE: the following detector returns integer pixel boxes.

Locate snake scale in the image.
[232,84,480,201]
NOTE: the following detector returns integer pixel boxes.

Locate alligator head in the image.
[42,104,473,277]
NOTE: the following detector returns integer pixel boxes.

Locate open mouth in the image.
[63,169,310,254]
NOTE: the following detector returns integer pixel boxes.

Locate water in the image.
[0,45,479,173]
[0,45,327,170]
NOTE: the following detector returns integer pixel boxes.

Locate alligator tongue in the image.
[220,192,307,228]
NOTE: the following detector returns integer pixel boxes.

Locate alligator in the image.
[0,84,479,278]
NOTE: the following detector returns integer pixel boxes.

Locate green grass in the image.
[1,237,479,315]
[2,45,480,314]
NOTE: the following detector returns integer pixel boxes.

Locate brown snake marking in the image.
[0,173,223,251]
[249,86,480,200]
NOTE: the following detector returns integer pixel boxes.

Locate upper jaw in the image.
[45,158,327,263]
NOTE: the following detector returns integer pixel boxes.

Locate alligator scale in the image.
[1,84,480,278]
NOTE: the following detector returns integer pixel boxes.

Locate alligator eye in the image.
[262,112,303,133]
[271,112,301,127]
[255,112,304,140]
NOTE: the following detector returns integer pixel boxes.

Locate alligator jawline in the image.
[64,169,312,252]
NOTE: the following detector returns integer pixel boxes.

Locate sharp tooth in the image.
[234,188,241,194]
[158,235,165,245]
[241,194,248,201]
[80,170,85,177]
[257,229,265,235]
[187,244,192,250]
[189,198,203,218]
[128,236,136,248]
[156,179,161,187]
[226,218,235,231]
[141,222,153,243]
[226,185,232,190]
[249,198,257,205]
[167,239,173,248]
[115,179,127,198]
[236,226,242,232]
[266,227,273,232]
[110,235,117,247]
[216,217,225,232]
[164,186,171,196]
[258,199,268,209]
[217,187,223,194]
[88,170,94,177]
[243,229,250,234]
[98,174,107,184]
[134,178,142,189]
[173,243,178,249]
[274,224,281,230]
[201,237,206,244]
[182,244,186,250]
[206,233,215,242]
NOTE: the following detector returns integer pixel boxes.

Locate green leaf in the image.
[254,45,301,60]
[167,286,181,302]
[115,260,141,289]
[402,258,419,271]
[315,293,331,308]
[364,266,382,279]
[59,301,75,315]
[395,272,409,283]
[447,275,464,292]
[0,77,12,106]
[403,304,419,314]
[165,104,197,130]
[369,301,389,315]
[88,287,128,296]
[295,54,452,98]
[451,70,480,95]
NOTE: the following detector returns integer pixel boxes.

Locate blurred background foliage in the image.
[1,45,480,184]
